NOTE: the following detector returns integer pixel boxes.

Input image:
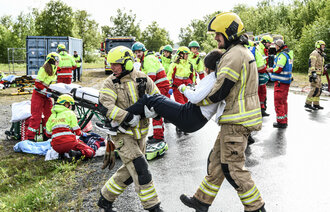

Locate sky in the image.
[0,0,283,43]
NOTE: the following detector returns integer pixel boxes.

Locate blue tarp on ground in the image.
[13,140,51,155]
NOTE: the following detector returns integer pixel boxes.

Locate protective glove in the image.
[168,88,173,95]
[46,93,52,98]
[309,71,317,82]
[128,115,140,127]
[178,84,187,93]
[144,105,158,118]
[81,132,88,137]
[123,113,141,127]
[101,138,116,170]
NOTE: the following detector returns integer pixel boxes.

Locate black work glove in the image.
[309,71,317,82]
[97,102,108,117]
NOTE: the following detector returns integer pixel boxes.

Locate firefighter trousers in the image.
[101,134,160,210]
[152,86,170,140]
[258,84,267,109]
[193,124,265,211]
[27,90,52,140]
[274,81,290,124]
[126,94,208,133]
[306,75,322,106]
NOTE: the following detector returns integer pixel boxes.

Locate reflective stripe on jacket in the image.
[58,51,76,69]
[199,44,262,131]
[309,49,324,75]
[46,104,82,144]
[35,63,57,91]
[99,69,160,139]
[167,59,195,84]
[188,52,204,75]
[271,50,293,84]
[141,51,170,88]
[160,56,172,74]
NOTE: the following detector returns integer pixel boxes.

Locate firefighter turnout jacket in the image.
[99,68,160,140]
[309,49,325,76]
[199,44,262,131]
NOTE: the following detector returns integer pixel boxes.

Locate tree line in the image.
[0,0,329,72]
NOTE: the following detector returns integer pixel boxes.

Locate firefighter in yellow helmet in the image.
[97,46,164,212]
[305,40,326,110]
[180,12,266,212]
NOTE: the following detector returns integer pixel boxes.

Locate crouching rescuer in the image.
[97,46,164,212]
[45,94,95,159]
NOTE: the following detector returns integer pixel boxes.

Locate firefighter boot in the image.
[248,135,255,145]
[245,203,266,212]
[313,105,324,109]
[273,122,288,129]
[261,108,270,117]
[97,193,117,212]
[304,104,316,110]
[147,203,164,212]
[180,194,209,212]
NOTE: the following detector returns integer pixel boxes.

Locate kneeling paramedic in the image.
[97,46,163,212]
[179,12,266,212]
[45,94,95,159]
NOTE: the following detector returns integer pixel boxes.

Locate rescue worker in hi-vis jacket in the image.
[27,52,60,141]
[45,94,94,158]
[268,39,293,129]
[131,42,170,161]
[305,40,326,110]
[57,44,76,84]
[188,41,205,80]
[97,46,164,212]
[180,12,266,212]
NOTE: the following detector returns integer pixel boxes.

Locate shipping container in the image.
[26,36,83,75]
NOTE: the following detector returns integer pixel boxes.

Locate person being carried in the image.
[46,94,95,159]
[99,49,225,135]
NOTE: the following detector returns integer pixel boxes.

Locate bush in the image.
[83,53,100,63]
[295,17,330,73]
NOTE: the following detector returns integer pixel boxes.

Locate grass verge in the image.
[0,151,81,211]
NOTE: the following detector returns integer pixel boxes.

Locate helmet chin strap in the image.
[113,67,132,84]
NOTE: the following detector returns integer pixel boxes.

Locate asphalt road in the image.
[98,88,330,212]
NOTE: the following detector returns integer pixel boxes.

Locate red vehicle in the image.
[100,37,136,75]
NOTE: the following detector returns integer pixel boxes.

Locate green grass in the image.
[0,153,81,211]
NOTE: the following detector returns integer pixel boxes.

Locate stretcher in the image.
[48,83,107,130]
